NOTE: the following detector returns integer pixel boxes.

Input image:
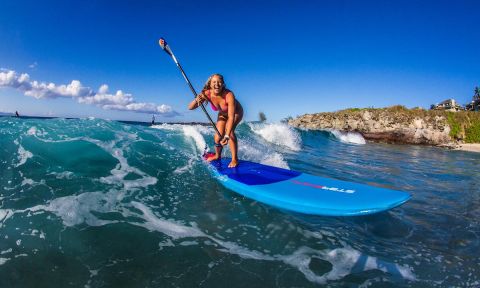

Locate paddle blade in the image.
[158,38,173,56]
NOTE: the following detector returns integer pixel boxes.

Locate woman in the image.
[188,74,243,168]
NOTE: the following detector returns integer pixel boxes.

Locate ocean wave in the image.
[248,122,302,151]
[329,129,366,145]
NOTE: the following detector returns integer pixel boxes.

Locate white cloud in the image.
[0,70,30,89]
[0,69,179,117]
[25,80,91,99]
[29,62,38,69]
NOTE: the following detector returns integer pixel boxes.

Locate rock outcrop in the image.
[288,107,453,145]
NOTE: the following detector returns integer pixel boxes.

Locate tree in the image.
[474,86,480,101]
[258,111,267,122]
[281,116,293,123]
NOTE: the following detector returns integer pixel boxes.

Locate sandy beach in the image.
[454,143,480,153]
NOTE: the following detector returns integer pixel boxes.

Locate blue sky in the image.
[0,0,479,122]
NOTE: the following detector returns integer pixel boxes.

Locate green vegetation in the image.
[281,116,293,123]
[343,108,363,112]
[446,112,462,139]
[465,122,480,143]
[444,111,480,142]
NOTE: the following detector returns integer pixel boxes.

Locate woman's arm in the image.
[188,92,207,110]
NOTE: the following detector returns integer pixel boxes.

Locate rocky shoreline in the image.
[287,106,479,151]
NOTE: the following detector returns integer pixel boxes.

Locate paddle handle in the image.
[158,38,222,137]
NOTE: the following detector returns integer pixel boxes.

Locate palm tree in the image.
[474,86,480,101]
[258,112,267,122]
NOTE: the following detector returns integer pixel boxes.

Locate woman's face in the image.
[210,76,224,94]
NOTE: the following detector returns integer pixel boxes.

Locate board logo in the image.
[291,180,355,194]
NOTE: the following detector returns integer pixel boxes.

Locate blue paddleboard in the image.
[204,154,411,216]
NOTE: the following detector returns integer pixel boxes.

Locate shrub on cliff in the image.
[446,111,480,142]
[465,123,480,143]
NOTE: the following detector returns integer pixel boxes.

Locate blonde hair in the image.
[202,74,226,92]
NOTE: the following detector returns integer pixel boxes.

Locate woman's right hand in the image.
[189,93,207,110]
[195,93,204,105]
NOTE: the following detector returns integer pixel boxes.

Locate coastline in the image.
[453,143,480,153]
[288,107,480,153]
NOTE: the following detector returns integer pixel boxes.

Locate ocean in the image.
[0,116,479,287]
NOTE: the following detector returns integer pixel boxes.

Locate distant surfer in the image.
[151,114,155,125]
[15,111,19,117]
[188,74,243,168]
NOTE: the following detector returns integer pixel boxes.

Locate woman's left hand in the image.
[220,136,230,146]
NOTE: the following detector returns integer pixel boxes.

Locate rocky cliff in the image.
[288,106,458,145]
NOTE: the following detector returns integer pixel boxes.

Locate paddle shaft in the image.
[159,38,222,137]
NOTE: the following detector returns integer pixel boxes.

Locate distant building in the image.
[465,100,480,111]
[430,99,463,112]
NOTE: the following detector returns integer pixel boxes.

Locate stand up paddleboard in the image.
[204,153,410,216]
[157,38,410,216]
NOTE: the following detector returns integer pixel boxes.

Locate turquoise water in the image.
[0,116,479,287]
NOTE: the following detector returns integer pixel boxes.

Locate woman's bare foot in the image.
[228,159,238,168]
[207,154,220,162]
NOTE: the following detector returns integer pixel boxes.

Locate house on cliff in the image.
[465,101,479,111]
[430,99,462,112]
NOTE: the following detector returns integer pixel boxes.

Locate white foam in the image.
[153,124,213,153]
[127,202,415,285]
[29,190,121,227]
[154,123,290,169]
[151,123,182,131]
[82,137,157,190]
[248,122,302,151]
[0,258,9,265]
[205,212,218,221]
[130,201,205,239]
[15,144,33,167]
[51,171,74,179]
[27,126,37,135]
[330,130,366,145]
[21,178,35,186]
[259,153,289,169]
[0,209,14,227]
[239,142,289,169]
[27,126,47,137]
[279,246,415,284]
[179,240,199,246]
[173,158,195,174]
[6,198,416,285]
[182,126,208,153]
[152,123,210,133]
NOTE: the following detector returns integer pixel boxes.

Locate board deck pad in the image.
[204,154,411,216]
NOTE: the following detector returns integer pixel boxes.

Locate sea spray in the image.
[329,129,366,145]
[248,122,302,151]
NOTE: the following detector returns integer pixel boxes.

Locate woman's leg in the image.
[207,117,226,161]
[227,113,243,167]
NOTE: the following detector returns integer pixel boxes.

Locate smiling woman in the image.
[188,74,244,167]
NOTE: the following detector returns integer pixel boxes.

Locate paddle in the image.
[158,38,222,137]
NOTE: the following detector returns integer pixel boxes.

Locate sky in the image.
[0,0,479,122]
